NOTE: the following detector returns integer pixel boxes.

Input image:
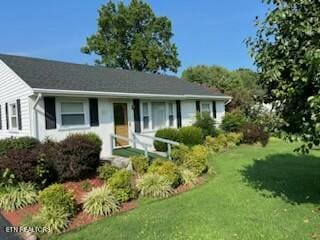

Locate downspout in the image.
[32,93,42,139]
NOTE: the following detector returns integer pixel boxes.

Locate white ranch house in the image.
[0,54,231,158]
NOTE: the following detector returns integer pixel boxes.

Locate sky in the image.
[0,0,268,76]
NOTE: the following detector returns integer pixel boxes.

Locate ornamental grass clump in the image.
[0,182,38,211]
[137,173,174,198]
[83,185,119,217]
[179,167,199,187]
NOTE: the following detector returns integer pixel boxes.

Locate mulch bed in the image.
[1,175,204,234]
[1,177,138,233]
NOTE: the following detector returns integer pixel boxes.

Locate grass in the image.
[53,138,320,240]
[113,147,164,160]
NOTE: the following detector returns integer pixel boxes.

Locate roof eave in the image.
[32,88,232,100]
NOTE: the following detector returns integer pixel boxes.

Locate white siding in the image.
[0,60,33,139]
[134,99,226,152]
[33,97,135,158]
[32,96,226,157]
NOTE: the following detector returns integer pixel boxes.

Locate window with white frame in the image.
[9,103,18,129]
[142,102,149,130]
[60,102,85,126]
[152,102,166,129]
[201,102,211,116]
[168,102,174,127]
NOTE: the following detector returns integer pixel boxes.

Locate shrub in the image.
[225,132,243,146]
[107,170,136,203]
[0,137,40,156]
[0,148,50,184]
[204,136,225,153]
[54,134,101,182]
[221,111,247,132]
[83,185,119,217]
[38,184,76,216]
[148,159,181,187]
[182,145,209,176]
[240,123,270,146]
[154,128,179,152]
[137,173,174,198]
[69,133,102,153]
[0,182,38,211]
[178,126,203,146]
[193,112,218,137]
[171,144,190,165]
[97,164,119,182]
[179,167,199,187]
[131,156,149,174]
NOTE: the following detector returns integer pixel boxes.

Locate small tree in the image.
[82,0,181,73]
[247,0,320,152]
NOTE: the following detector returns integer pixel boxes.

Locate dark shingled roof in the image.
[0,54,226,97]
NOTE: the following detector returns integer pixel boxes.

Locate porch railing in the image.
[133,133,180,160]
[110,134,151,158]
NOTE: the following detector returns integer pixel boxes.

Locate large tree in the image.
[181,65,261,111]
[82,0,181,73]
[247,0,320,151]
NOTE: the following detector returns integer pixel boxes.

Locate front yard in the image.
[52,138,320,240]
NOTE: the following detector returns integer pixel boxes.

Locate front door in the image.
[113,103,129,147]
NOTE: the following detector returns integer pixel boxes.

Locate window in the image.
[10,103,18,129]
[142,103,149,129]
[168,103,174,127]
[60,102,85,126]
[201,103,211,116]
[152,102,166,129]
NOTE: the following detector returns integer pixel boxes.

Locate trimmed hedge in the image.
[154,128,179,152]
[0,137,40,156]
[0,148,49,184]
[178,126,203,146]
[52,134,101,182]
[221,111,247,132]
[0,133,102,184]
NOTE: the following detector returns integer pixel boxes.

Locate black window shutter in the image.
[89,98,99,126]
[212,101,217,119]
[0,105,2,130]
[196,100,201,113]
[17,99,22,130]
[133,99,141,133]
[176,100,182,128]
[44,97,56,129]
[5,103,9,130]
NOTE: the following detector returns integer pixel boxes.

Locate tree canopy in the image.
[182,65,262,111]
[247,0,320,151]
[82,0,181,73]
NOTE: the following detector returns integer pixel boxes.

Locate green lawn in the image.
[53,138,320,240]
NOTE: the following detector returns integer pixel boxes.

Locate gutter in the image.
[224,98,232,105]
[32,88,232,101]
